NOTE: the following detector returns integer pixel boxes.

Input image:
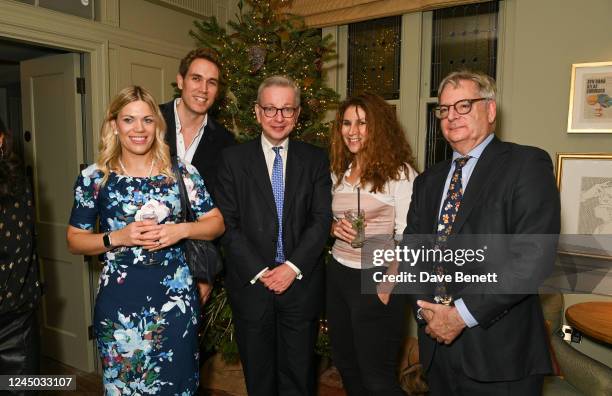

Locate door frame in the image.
[0,0,190,153]
[0,0,190,371]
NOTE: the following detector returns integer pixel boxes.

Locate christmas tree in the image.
[190,0,339,147]
[191,0,338,362]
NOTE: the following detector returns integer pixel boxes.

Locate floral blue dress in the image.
[69,161,214,395]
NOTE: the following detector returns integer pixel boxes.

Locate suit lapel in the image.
[248,139,277,215]
[282,140,304,223]
[452,137,508,234]
[190,122,209,168]
[161,101,178,156]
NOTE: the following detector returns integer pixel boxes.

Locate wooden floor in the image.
[40,356,346,396]
[40,356,102,396]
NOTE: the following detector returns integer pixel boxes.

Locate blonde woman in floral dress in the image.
[67,86,224,395]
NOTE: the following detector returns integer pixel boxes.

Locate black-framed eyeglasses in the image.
[434,98,488,119]
[257,104,298,118]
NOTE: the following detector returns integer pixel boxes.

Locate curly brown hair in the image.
[330,92,417,193]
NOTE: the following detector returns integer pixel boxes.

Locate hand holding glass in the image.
[344,209,365,248]
[141,212,159,264]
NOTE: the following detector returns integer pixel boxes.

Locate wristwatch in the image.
[103,231,114,249]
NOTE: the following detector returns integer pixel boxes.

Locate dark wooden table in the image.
[565,301,612,345]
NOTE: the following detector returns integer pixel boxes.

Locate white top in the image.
[331,164,417,269]
[173,98,208,164]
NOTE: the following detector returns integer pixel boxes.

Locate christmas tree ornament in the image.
[248,45,267,74]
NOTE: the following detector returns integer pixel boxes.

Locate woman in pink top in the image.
[328,92,418,395]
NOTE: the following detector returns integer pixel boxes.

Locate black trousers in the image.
[0,310,40,396]
[326,258,406,396]
[233,293,319,396]
[427,343,544,396]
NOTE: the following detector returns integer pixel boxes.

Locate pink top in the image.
[331,164,417,269]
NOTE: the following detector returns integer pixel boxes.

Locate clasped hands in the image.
[260,264,297,295]
[111,220,211,305]
[417,300,466,345]
[113,219,186,251]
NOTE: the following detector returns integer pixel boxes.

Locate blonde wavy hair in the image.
[96,86,173,184]
[330,92,417,193]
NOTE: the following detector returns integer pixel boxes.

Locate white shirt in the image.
[173,98,207,164]
[250,134,302,283]
[261,133,288,178]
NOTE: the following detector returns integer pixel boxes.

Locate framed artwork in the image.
[554,153,612,295]
[567,61,612,133]
[556,153,612,260]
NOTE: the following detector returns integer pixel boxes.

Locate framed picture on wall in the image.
[555,153,612,296]
[556,153,612,259]
[567,61,612,133]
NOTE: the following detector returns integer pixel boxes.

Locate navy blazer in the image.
[215,138,332,319]
[404,136,560,381]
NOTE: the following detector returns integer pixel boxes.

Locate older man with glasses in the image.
[404,70,560,395]
[215,75,332,396]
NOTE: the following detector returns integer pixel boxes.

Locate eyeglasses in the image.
[257,104,298,118]
[434,98,488,119]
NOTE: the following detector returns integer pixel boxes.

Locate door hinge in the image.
[76,77,86,94]
[88,325,94,340]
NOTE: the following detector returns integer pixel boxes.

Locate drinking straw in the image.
[357,187,361,213]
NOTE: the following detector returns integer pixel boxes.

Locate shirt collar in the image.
[340,162,361,188]
[260,133,289,153]
[452,133,494,161]
[173,98,208,133]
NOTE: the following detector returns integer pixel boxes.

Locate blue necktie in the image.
[434,156,470,305]
[272,147,285,263]
[437,156,471,243]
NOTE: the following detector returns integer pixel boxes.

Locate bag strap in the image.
[171,156,196,223]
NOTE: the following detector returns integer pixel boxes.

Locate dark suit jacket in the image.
[160,100,235,199]
[404,136,560,382]
[215,138,332,320]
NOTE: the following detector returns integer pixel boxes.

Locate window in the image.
[425,1,499,168]
[347,16,401,100]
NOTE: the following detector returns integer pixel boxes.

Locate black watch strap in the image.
[103,232,113,249]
